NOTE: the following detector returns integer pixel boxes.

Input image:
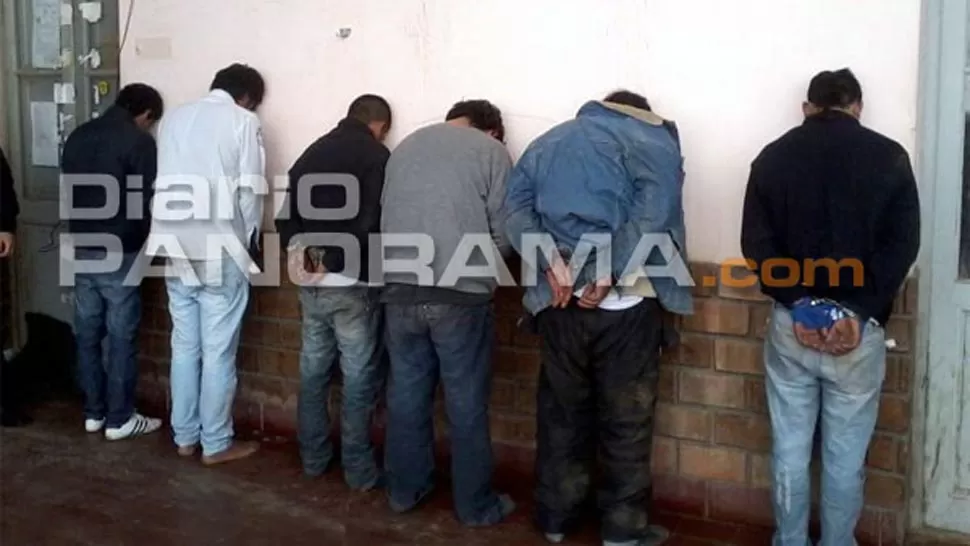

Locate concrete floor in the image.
[0,402,775,546]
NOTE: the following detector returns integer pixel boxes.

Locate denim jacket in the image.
[504,101,693,316]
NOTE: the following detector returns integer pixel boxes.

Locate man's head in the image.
[210,63,266,111]
[804,68,863,118]
[347,94,392,142]
[604,90,652,112]
[445,100,505,143]
[115,83,164,131]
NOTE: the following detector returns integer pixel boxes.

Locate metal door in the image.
[1,0,120,336]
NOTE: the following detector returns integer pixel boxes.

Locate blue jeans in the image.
[166,257,249,456]
[384,302,506,526]
[298,286,382,489]
[765,305,886,546]
[74,251,142,428]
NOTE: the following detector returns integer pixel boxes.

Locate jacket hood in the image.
[577,100,666,126]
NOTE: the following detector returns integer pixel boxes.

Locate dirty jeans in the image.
[166,257,249,457]
[383,302,507,526]
[765,304,885,546]
[74,251,142,428]
[297,286,382,489]
[534,299,664,543]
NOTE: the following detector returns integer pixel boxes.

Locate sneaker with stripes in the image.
[104,413,162,441]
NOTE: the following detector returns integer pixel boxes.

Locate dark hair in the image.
[347,94,392,127]
[807,68,863,109]
[210,63,266,108]
[604,90,651,111]
[446,99,505,142]
[115,83,164,121]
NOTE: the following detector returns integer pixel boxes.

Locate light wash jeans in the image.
[297,285,383,490]
[765,304,886,546]
[166,257,249,456]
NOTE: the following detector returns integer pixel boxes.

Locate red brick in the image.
[656,403,712,441]
[713,411,772,452]
[864,471,905,509]
[679,371,746,409]
[855,507,882,545]
[671,334,715,369]
[682,299,750,335]
[513,329,540,349]
[494,314,515,345]
[744,378,768,414]
[257,288,301,320]
[749,304,772,339]
[279,321,302,350]
[514,382,537,415]
[238,346,259,373]
[884,355,912,394]
[689,263,719,298]
[717,264,769,302]
[490,379,516,410]
[884,316,912,353]
[659,365,677,403]
[750,453,772,487]
[652,475,707,517]
[679,443,747,483]
[879,509,903,546]
[493,348,541,379]
[903,278,918,315]
[876,395,909,433]
[714,338,764,375]
[708,482,775,528]
[652,436,678,475]
[896,440,910,475]
[865,435,897,472]
[489,413,536,446]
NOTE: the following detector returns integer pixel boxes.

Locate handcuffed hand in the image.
[577,276,611,309]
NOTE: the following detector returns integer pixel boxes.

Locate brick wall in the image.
[136,261,917,545]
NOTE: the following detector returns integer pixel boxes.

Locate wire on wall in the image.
[119,0,135,53]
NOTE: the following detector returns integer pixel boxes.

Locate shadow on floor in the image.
[1,401,779,545]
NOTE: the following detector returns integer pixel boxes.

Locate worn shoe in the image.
[177,444,198,457]
[603,525,670,546]
[85,418,105,433]
[201,441,260,465]
[104,413,162,441]
[545,533,565,543]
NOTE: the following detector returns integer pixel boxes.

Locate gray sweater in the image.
[380,123,512,299]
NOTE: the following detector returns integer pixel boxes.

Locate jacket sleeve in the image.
[354,147,390,243]
[487,147,513,257]
[740,156,809,306]
[503,149,557,270]
[610,143,686,279]
[238,115,266,249]
[0,147,19,234]
[842,150,920,322]
[128,134,157,229]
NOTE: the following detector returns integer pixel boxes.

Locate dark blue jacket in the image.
[61,106,157,253]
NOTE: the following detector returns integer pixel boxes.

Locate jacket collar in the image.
[100,105,135,125]
[207,89,236,104]
[803,109,860,126]
[578,100,665,126]
[336,117,376,138]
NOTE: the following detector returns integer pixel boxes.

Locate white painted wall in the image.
[120,0,921,262]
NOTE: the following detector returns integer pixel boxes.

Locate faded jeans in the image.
[297,286,382,490]
[383,303,507,526]
[166,257,249,457]
[765,304,886,546]
[74,251,142,428]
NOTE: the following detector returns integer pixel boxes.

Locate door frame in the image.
[910,0,969,534]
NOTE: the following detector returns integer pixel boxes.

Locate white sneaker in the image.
[104,413,162,441]
[84,418,105,433]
